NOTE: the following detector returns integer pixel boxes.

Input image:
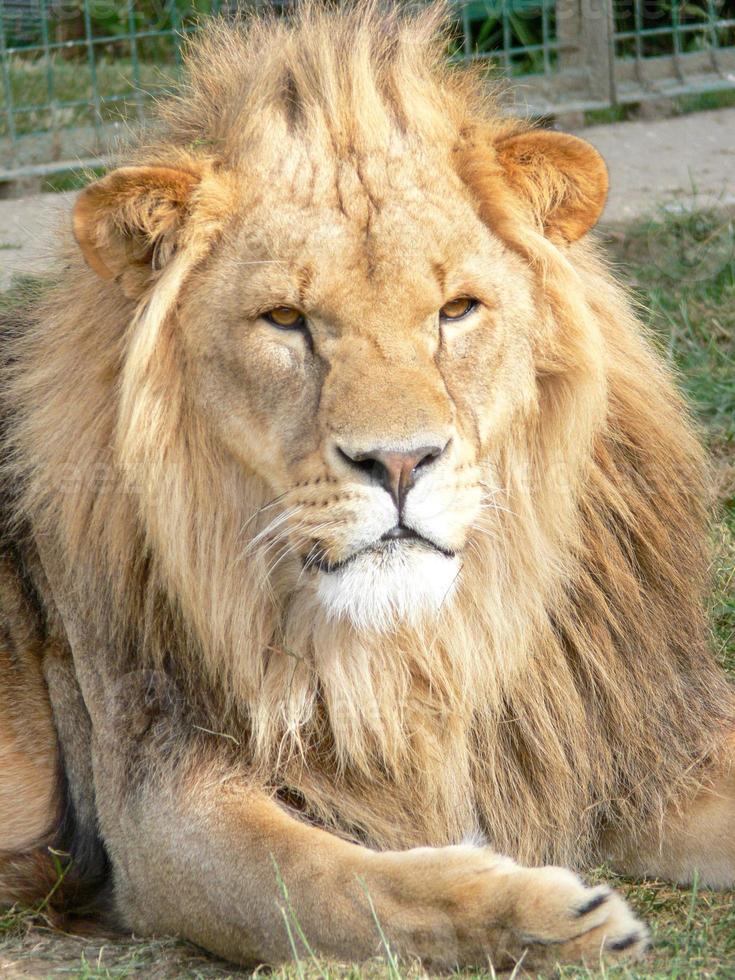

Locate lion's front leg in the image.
[97,749,648,970]
[609,735,735,888]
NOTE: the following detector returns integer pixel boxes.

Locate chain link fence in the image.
[1,0,735,179]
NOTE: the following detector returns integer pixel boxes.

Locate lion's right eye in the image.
[262,306,306,330]
[440,297,477,321]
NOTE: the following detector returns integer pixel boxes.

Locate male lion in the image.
[1,3,733,971]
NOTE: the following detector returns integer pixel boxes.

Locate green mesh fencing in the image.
[1,1,734,178]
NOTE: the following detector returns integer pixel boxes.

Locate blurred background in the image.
[1,0,734,182]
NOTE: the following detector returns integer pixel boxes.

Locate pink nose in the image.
[337,444,446,511]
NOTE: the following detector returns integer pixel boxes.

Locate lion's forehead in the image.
[225,171,494,313]
[248,125,463,206]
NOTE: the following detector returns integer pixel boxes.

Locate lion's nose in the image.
[337,443,447,511]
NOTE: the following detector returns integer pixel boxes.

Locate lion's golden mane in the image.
[3,2,733,873]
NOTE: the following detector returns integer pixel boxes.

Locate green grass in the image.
[0,211,733,977]
[584,88,735,126]
[38,166,108,194]
[0,56,177,139]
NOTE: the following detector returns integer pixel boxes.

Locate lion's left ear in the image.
[72,165,202,295]
[495,130,608,242]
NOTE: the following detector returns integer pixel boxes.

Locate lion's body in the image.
[0,2,733,968]
[0,552,57,856]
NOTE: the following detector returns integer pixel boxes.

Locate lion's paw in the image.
[509,866,649,964]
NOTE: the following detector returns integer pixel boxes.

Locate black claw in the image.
[574,889,610,918]
[606,931,642,952]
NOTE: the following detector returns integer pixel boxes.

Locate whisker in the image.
[467,523,501,545]
[266,542,303,578]
[240,490,292,536]
[244,505,303,555]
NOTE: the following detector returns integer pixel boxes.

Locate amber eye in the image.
[440,297,477,321]
[262,306,306,329]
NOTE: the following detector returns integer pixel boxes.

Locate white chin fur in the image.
[315,543,460,633]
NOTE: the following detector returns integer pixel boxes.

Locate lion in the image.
[1,2,733,971]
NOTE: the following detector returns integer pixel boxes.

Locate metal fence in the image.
[1,0,735,179]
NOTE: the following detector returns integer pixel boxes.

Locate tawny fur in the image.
[0,558,57,852]
[0,1,732,951]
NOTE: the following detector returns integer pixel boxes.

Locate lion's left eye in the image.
[440,297,477,321]
[262,306,306,330]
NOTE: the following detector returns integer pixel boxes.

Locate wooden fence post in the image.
[556,0,617,106]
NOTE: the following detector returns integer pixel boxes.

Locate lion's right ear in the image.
[494,130,608,242]
[72,166,202,295]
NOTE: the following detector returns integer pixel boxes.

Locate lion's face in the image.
[72,117,606,632]
[173,153,539,628]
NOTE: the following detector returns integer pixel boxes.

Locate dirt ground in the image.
[1,106,735,289]
[579,105,735,221]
